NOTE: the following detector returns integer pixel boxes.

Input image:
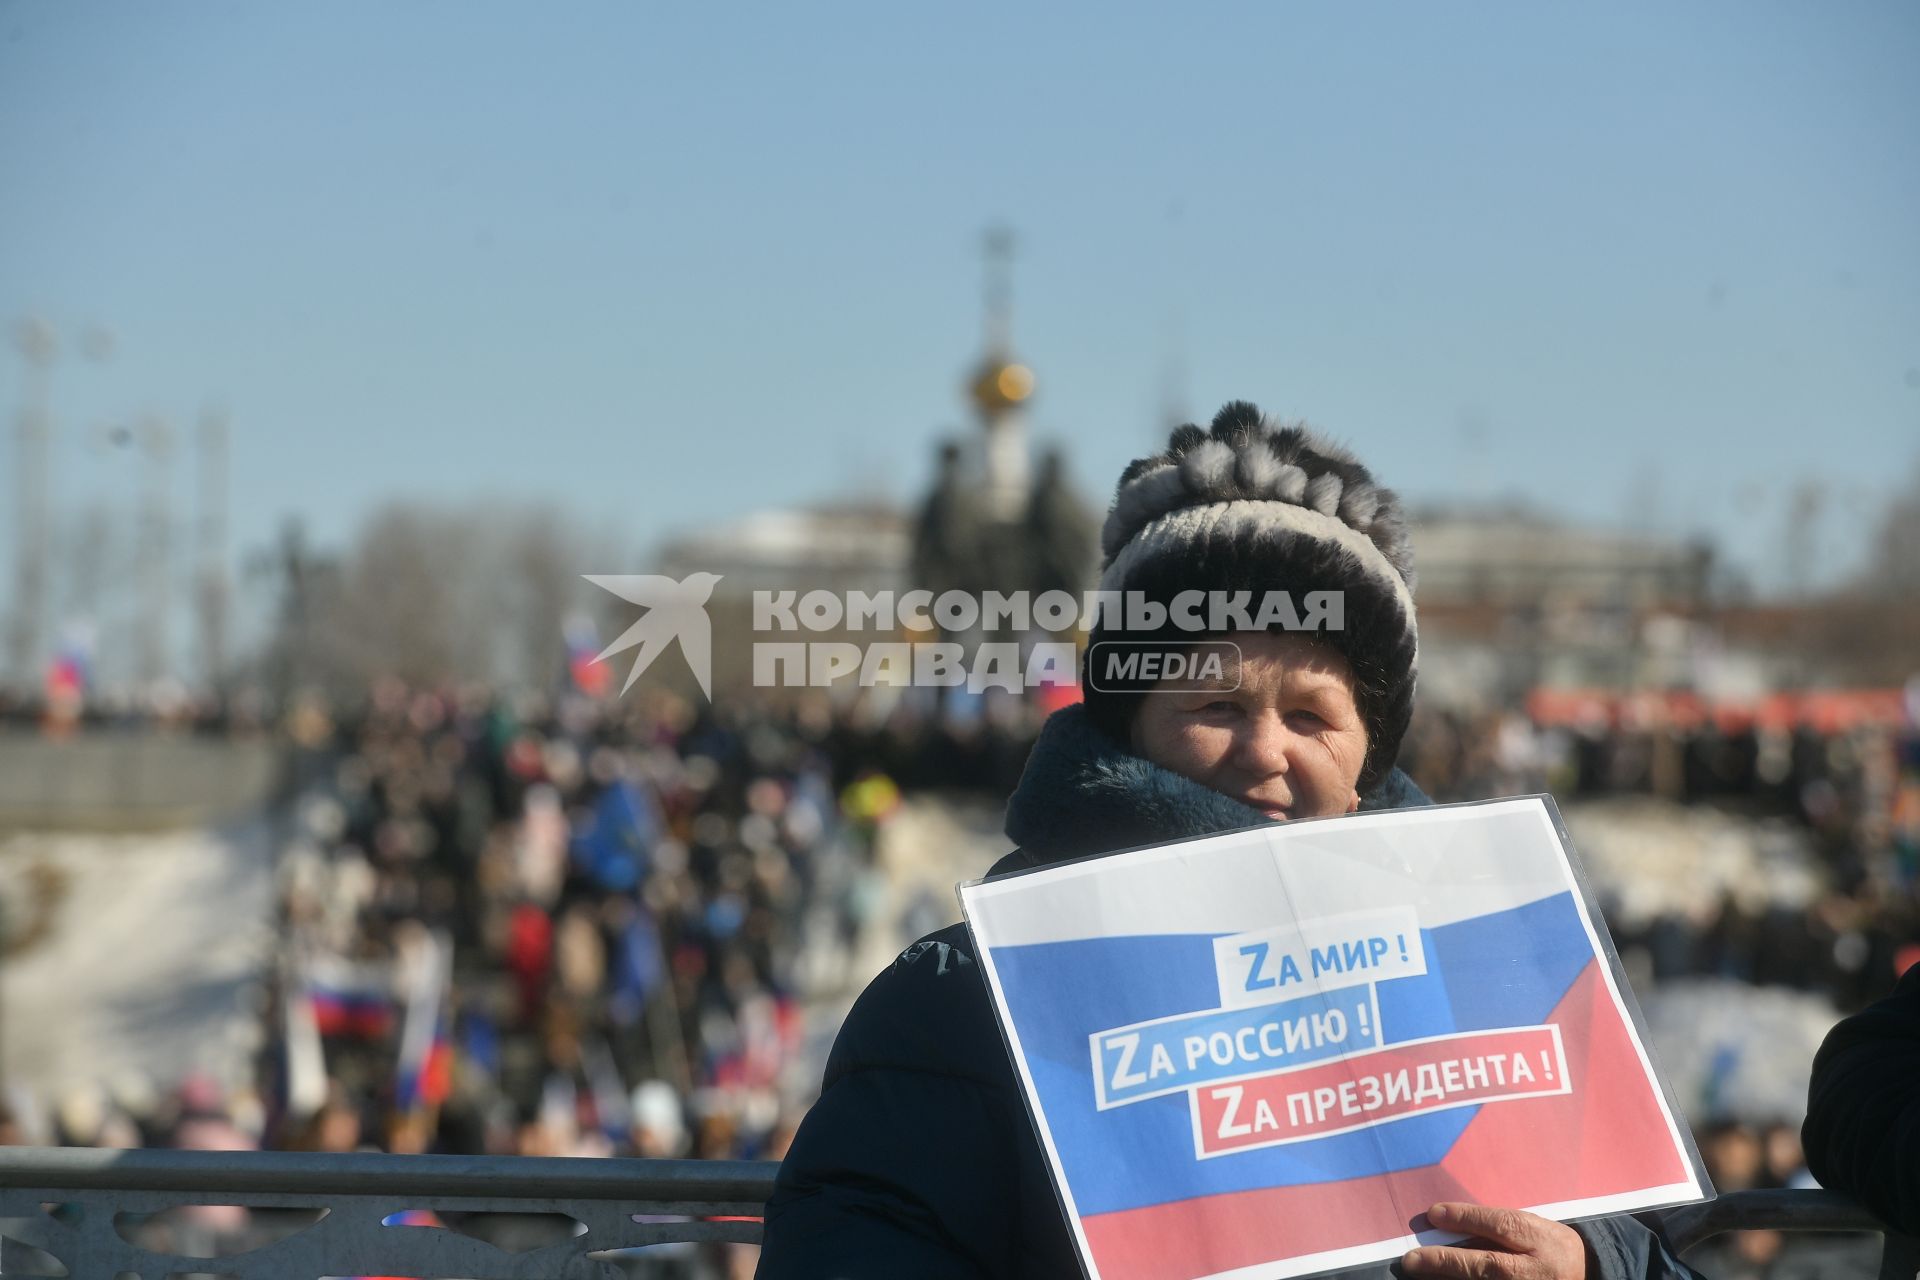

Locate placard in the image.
[960,796,1708,1280]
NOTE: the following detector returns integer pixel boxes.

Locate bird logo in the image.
[582,573,723,699]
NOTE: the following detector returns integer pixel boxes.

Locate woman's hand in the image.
[1399,1202,1588,1278]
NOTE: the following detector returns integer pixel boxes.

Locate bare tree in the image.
[1799,457,1920,685]
[1859,455,1920,598]
[253,501,623,700]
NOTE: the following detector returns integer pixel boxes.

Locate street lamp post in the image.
[8,318,58,696]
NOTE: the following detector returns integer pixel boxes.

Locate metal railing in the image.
[2,1145,1916,1278]
[1658,1188,1920,1279]
[0,1147,777,1278]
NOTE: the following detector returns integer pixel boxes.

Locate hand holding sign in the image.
[1401,1202,1588,1279]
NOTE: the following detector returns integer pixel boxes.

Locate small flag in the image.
[566,612,612,697]
[394,932,453,1114]
[283,959,329,1120]
[305,953,396,1040]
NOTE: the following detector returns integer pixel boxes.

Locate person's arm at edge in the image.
[756,1063,1009,1280]
[1803,962,1920,1235]
[756,931,1025,1280]
[1577,1211,1711,1279]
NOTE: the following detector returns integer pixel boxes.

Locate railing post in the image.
[1880,1228,1920,1280]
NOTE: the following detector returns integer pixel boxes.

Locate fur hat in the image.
[1081,400,1418,791]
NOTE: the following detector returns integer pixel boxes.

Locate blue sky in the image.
[3,0,1916,658]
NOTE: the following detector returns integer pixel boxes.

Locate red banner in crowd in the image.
[1526,687,1909,733]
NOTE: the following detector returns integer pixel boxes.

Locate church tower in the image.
[965,224,1035,522]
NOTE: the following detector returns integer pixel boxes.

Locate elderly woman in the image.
[758,404,1700,1280]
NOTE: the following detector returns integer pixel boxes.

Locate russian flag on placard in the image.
[962,797,1708,1280]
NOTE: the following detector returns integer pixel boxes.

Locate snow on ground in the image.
[0,817,279,1115]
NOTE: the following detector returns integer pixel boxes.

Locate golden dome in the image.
[968,359,1035,415]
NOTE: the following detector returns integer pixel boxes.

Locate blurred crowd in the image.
[3,680,1039,1275]
[1405,705,1920,1011]
[260,680,981,1275]
[3,682,1917,1276]
[1680,1118,1873,1280]
[1402,702,1919,1279]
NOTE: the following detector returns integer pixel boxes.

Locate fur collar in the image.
[996,703,1431,874]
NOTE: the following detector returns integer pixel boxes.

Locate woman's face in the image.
[1129,631,1369,821]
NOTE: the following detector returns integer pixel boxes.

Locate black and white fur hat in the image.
[1082,400,1419,791]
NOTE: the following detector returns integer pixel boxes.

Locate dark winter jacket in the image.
[758,704,1702,1279]
[1803,961,1920,1235]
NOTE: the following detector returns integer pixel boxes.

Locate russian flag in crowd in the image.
[565,612,612,697]
[303,953,396,1040]
[394,931,453,1114]
[963,798,1707,1280]
[280,958,329,1120]
[44,651,86,700]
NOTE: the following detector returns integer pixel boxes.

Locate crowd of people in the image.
[1398,702,1919,1278]
[261,680,966,1274]
[6,680,998,1274]
[1404,705,1920,1010]
[3,676,1916,1276]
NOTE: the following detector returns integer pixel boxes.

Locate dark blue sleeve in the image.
[1575,1214,1710,1279]
[757,1061,1017,1280]
[756,927,1044,1280]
